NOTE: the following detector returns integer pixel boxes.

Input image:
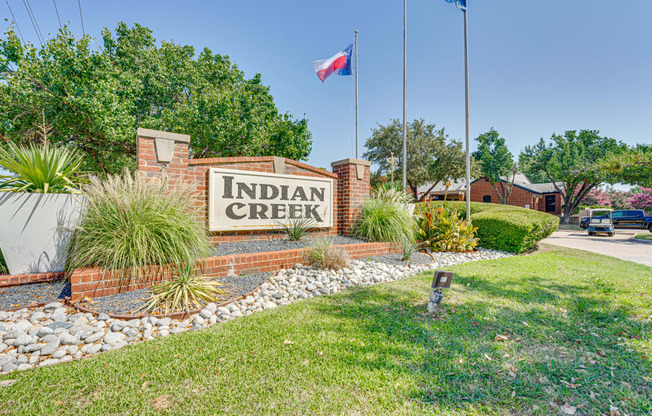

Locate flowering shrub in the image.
[629,188,652,212]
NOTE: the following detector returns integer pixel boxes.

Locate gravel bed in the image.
[0,280,70,311]
[80,272,272,316]
[212,235,367,256]
[362,252,435,266]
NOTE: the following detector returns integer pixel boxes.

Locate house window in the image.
[482,195,491,203]
[545,195,556,212]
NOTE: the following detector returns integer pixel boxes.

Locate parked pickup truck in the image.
[580,209,652,231]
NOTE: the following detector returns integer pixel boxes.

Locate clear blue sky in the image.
[3,0,651,171]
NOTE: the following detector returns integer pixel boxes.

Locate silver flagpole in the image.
[355,30,359,159]
[402,0,407,190]
[463,5,471,222]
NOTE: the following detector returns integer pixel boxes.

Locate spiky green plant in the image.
[66,169,210,280]
[0,141,85,193]
[401,238,419,261]
[279,217,315,241]
[353,197,415,243]
[0,249,8,274]
[144,263,226,313]
[372,182,411,204]
[307,236,351,271]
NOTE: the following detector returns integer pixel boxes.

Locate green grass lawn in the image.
[634,233,652,241]
[1,246,651,415]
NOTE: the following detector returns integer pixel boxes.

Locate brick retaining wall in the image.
[69,242,399,301]
[0,272,64,288]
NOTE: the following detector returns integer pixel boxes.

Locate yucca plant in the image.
[279,217,315,241]
[66,169,210,280]
[0,141,85,193]
[401,238,419,261]
[144,263,226,314]
[0,249,8,274]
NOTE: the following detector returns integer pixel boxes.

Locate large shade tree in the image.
[473,128,516,205]
[600,144,652,187]
[0,23,312,174]
[363,119,476,201]
[519,130,627,224]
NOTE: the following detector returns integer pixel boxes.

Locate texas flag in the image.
[312,44,353,82]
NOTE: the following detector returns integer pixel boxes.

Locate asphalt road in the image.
[542,229,652,267]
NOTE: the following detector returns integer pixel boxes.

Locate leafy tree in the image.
[364,119,476,201]
[0,24,312,174]
[519,130,627,224]
[473,128,516,204]
[600,144,652,187]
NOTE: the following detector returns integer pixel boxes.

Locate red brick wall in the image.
[331,159,371,235]
[136,129,371,243]
[469,179,561,215]
[0,272,63,288]
[69,241,399,300]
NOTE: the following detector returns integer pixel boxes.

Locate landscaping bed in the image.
[0,280,70,311]
[76,273,271,316]
[1,246,650,415]
[211,235,365,256]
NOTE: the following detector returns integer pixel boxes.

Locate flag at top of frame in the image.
[444,0,466,11]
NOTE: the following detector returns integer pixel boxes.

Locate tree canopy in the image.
[363,119,476,201]
[0,23,312,174]
[600,143,652,187]
[474,128,516,204]
[519,130,627,224]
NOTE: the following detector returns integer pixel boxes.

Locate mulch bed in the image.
[0,279,70,311]
[75,272,272,316]
[211,235,366,256]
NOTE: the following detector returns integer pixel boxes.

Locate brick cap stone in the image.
[136,128,190,143]
[331,158,371,168]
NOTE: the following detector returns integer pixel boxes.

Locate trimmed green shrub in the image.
[472,210,559,253]
[353,197,415,243]
[415,204,478,252]
[416,201,559,253]
[67,170,210,279]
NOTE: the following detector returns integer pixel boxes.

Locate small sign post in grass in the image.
[427,270,453,312]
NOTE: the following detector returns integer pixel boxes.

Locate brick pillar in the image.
[136,128,191,185]
[331,158,371,235]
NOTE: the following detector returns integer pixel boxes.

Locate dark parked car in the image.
[580,209,652,231]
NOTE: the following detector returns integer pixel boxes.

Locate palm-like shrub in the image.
[279,217,315,241]
[0,142,85,193]
[0,250,8,274]
[144,264,226,314]
[373,182,412,204]
[353,197,415,243]
[416,204,478,252]
[308,237,351,271]
[66,170,210,279]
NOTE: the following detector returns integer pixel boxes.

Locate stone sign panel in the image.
[208,168,334,232]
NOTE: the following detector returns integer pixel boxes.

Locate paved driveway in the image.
[542,229,652,267]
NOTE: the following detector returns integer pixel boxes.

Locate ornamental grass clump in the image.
[66,170,210,279]
[416,203,478,253]
[144,263,226,314]
[353,186,415,243]
[308,237,351,271]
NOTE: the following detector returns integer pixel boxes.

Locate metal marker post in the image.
[355,30,359,159]
[402,0,407,191]
[463,6,471,222]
